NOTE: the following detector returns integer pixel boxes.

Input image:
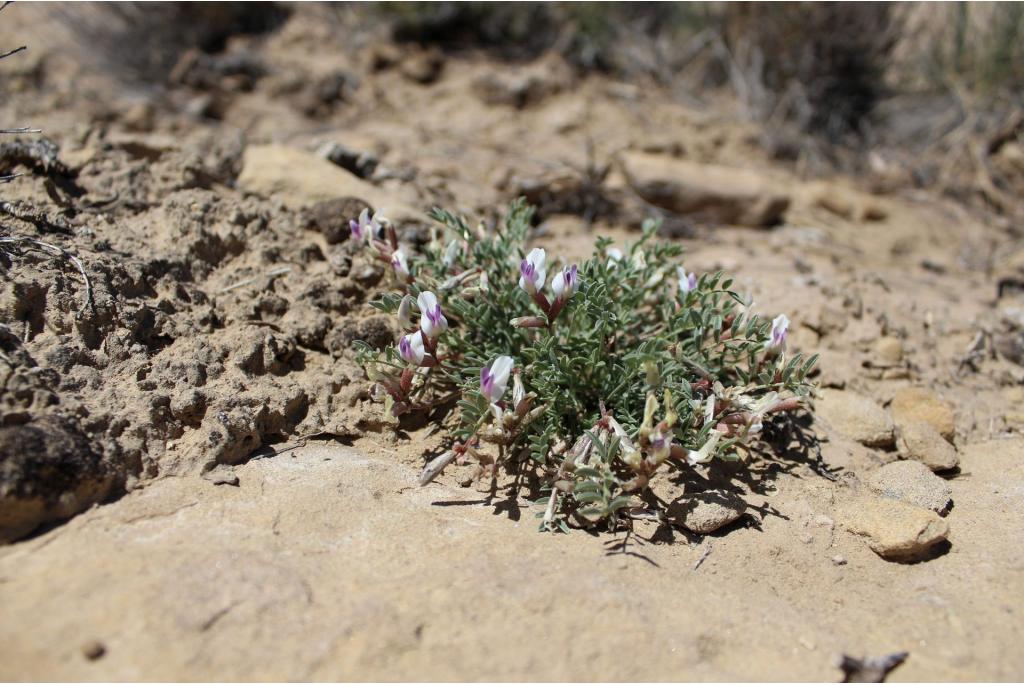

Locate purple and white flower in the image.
[349,208,383,243]
[480,355,514,404]
[391,249,410,279]
[518,248,546,295]
[398,331,425,365]
[649,430,673,465]
[676,266,698,296]
[550,264,580,303]
[417,291,447,340]
[767,314,789,351]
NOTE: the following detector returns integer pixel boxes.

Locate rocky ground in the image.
[1,4,1023,681]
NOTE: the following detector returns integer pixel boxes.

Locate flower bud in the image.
[512,369,525,411]
[511,316,547,328]
[443,240,461,269]
[391,249,410,279]
[397,295,414,330]
[642,392,658,432]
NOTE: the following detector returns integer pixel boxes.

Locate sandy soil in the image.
[1,4,1023,681]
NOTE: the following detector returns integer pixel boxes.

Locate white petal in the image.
[551,271,566,298]
[417,291,438,313]
[488,355,514,400]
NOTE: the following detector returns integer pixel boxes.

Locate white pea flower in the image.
[398,330,425,365]
[391,249,410,279]
[686,429,723,466]
[480,355,514,404]
[550,264,579,303]
[349,208,384,243]
[606,247,624,264]
[349,208,370,242]
[417,291,447,339]
[767,314,790,351]
[677,266,698,295]
[518,248,546,294]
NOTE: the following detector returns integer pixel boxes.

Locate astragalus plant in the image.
[354,200,817,532]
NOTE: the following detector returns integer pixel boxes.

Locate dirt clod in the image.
[0,415,118,542]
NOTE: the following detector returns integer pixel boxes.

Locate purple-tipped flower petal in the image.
[417,291,448,339]
[518,248,546,295]
[650,430,673,465]
[350,208,372,243]
[551,264,580,303]
[391,249,410,278]
[677,266,698,296]
[768,314,789,351]
[398,330,425,365]
[480,355,514,404]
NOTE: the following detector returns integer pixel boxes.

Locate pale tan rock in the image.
[237,144,417,219]
[817,389,895,447]
[867,460,952,514]
[670,490,746,534]
[837,494,949,560]
[891,387,956,442]
[619,152,790,227]
[898,420,959,471]
[874,336,904,366]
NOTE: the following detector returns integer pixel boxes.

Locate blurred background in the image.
[2,1,1022,228]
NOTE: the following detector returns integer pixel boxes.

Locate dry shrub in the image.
[48,2,290,84]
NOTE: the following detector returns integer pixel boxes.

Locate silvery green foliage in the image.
[356,200,816,532]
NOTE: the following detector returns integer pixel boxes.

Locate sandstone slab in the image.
[237,144,417,220]
[620,152,790,227]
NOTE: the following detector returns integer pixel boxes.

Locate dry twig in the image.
[0,235,94,314]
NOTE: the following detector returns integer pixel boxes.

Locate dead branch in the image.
[0,235,94,314]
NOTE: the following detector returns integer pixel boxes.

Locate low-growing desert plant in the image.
[354,200,816,532]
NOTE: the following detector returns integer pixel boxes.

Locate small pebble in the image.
[82,640,106,660]
[874,336,903,365]
[832,555,847,566]
[813,514,835,529]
